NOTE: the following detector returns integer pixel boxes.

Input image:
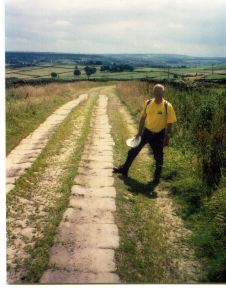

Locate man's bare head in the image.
[153,84,165,97]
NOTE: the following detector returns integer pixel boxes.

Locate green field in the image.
[6,64,226,81]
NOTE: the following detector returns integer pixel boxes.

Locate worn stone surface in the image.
[40,94,119,284]
[71,185,116,198]
[69,197,116,211]
[6,184,15,193]
[62,207,115,224]
[77,167,113,177]
[7,91,98,284]
[75,174,114,187]
[55,223,119,249]
[49,246,116,272]
[6,177,18,185]
[80,160,113,170]
[6,93,88,193]
[40,270,120,284]
[81,154,113,162]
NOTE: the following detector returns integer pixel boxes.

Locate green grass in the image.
[206,74,226,80]
[115,81,226,282]
[163,146,226,282]
[6,82,98,154]
[7,94,98,283]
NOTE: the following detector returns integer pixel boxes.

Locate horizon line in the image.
[5,50,226,59]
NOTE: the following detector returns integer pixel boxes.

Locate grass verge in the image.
[115,81,226,282]
[163,147,226,282]
[108,94,188,283]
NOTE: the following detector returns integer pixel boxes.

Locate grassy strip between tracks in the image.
[7,94,98,283]
[108,94,187,283]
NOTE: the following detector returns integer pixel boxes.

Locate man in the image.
[113,83,177,186]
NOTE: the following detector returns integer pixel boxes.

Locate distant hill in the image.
[5,51,226,68]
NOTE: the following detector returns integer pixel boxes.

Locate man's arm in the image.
[136,110,147,138]
[163,123,173,146]
[166,123,172,136]
[164,103,177,146]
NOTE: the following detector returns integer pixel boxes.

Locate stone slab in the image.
[82,150,113,157]
[55,223,119,249]
[40,270,120,284]
[6,167,23,177]
[77,167,113,177]
[48,246,116,272]
[87,145,112,152]
[69,197,116,212]
[80,160,113,169]
[74,175,114,188]
[71,185,116,198]
[62,207,115,224]
[6,184,15,193]
[81,154,113,163]
[6,177,18,185]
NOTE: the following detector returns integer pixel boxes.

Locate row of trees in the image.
[51,66,97,80]
[51,63,134,79]
[100,63,134,72]
[73,66,97,79]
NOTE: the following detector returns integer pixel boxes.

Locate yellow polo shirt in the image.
[144,99,177,133]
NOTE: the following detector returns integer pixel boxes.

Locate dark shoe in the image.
[113,165,128,177]
[152,177,160,185]
[148,177,160,187]
[148,191,157,198]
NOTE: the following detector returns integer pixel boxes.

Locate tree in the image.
[84,66,96,79]
[100,63,133,73]
[51,72,58,79]
[100,65,109,72]
[73,69,81,77]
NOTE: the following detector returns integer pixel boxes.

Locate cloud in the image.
[5,0,226,56]
[54,21,72,27]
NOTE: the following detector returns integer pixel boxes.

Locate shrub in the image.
[73,69,81,77]
[50,72,58,78]
[193,94,225,189]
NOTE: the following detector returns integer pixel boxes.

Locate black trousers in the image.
[123,128,165,178]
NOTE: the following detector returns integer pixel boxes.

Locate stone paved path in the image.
[40,94,120,284]
[6,94,88,193]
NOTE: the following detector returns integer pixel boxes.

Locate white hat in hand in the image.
[126,136,141,148]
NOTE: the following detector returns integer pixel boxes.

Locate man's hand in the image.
[163,134,170,147]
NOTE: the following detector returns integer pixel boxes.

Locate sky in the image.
[4,0,226,57]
